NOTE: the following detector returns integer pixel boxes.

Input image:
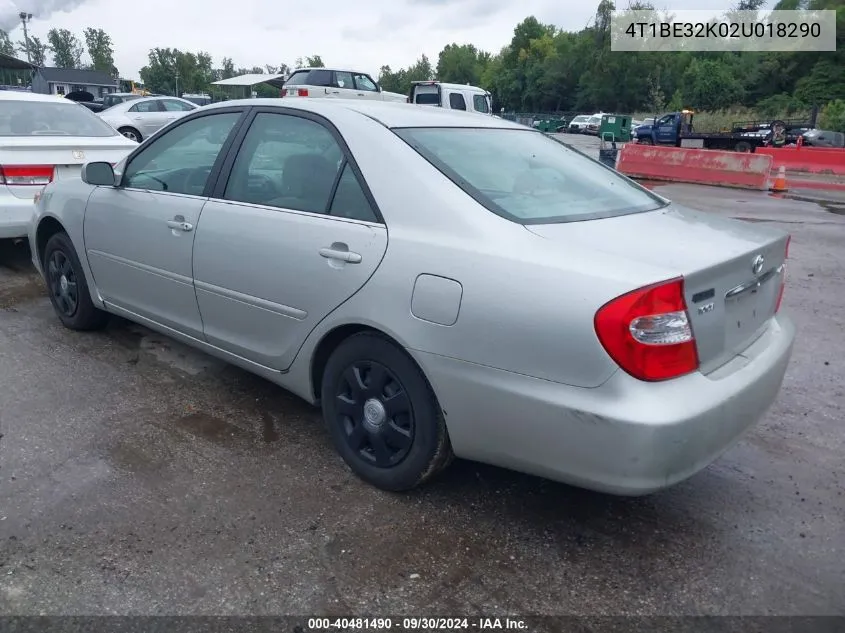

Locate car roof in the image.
[290,67,371,75]
[203,98,525,129]
[411,81,487,93]
[0,90,80,104]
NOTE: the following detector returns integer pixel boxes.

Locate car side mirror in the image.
[81,161,117,187]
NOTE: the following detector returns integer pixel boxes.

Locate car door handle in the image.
[319,247,361,263]
[166,220,193,232]
[357,93,365,97]
[329,90,339,94]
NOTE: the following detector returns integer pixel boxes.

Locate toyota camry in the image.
[28,98,795,495]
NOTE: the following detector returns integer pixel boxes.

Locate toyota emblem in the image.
[72,150,85,160]
[751,254,765,275]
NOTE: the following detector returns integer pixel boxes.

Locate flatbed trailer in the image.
[633,109,818,152]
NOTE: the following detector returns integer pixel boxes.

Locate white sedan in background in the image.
[99,96,199,143]
[0,90,137,240]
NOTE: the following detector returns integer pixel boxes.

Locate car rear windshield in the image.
[0,100,119,137]
[394,127,667,224]
[285,69,332,87]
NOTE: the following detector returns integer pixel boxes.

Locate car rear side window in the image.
[449,93,467,111]
[329,162,377,222]
[223,112,355,216]
[129,100,160,113]
[472,94,489,113]
[0,100,119,137]
[395,127,666,224]
[335,71,354,89]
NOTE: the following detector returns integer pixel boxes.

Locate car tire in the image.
[735,141,752,153]
[638,138,653,145]
[118,127,142,142]
[321,332,454,491]
[43,232,109,331]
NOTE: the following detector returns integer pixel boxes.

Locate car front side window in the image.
[162,99,196,112]
[352,74,378,92]
[122,112,241,195]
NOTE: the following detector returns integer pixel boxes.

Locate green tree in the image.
[0,30,16,57]
[219,57,236,79]
[139,48,215,96]
[47,28,84,69]
[17,35,48,67]
[436,44,489,85]
[84,28,117,76]
[818,99,845,131]
[305,55,324,67]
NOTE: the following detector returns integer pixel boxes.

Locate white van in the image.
[408,81,492,115]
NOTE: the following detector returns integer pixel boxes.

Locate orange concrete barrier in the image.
[756,147,845,176]
[617,144,774,190]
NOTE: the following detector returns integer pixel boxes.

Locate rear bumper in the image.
[412,314,795,495]
[0,195,35,239]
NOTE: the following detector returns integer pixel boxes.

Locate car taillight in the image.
[297,88,308,97]
[594,277,699,382]
[775,235,791,313]
[0,165,54,186]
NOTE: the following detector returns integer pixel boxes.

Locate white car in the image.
[99,96,199,143]
[282,68,406,103]
[0,91,137,240]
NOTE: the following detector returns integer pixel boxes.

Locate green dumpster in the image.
[533,118,567,133]
[599,114,632,142]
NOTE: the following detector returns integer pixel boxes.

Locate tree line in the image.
[0,0,842,131]
[0,27,117,77]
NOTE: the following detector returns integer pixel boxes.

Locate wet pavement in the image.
[1,185,844,617]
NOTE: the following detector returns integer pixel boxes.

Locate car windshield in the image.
[0,100,119,137]
[394,127,666,224]
[572,116,589,123]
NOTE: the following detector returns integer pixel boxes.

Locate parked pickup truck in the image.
[407,81,492,115]
[632,109,818,152]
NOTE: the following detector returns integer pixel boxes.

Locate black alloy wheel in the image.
[42,232,108,331]
[47,249,78,318]
[321,332,453,491]
[335,360,414,468]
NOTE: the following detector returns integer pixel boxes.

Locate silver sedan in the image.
[99,96,198,143]
[28,99,796,495]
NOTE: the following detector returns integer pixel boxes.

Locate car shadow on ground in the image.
[0,237,721,536]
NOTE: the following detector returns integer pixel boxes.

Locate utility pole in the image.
[174,69,179,97]
[18,12,33,64]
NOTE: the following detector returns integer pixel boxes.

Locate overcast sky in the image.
[2,0,743,80]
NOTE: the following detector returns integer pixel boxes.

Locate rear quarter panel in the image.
[30,181,101,305]
[283,111,674,395]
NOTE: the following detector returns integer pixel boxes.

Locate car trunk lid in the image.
[0,136,135,200]
[525,204,789,374]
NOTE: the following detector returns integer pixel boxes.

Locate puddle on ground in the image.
[171,411,252,445]
[261,411,280,443]
[0,275,46,310]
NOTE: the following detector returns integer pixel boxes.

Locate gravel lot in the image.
[0,183,843,618]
